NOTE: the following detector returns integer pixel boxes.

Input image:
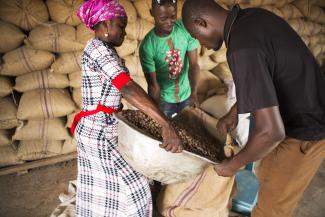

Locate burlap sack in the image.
[292,0,312,17]
[210,48,227,64]
[15,70,69,92]
[278,4,303,20]
[124,55,143,76]
[200,46,215,57]
[308,6,325,25]
[118,0,137,23]
[0,76,13,98]
[0,0,49,31]
[116,38,138,57]
[133,0,154,23]
[24,23,84,53]
[200,94,236,119]
[46,0,83,26]
[0,21,26,53]
[69,71,82,88]
[198,56,219,70]
[76,23,94,45]
[0,97,19,130]
[0,46,55,77]
[260,6,283,18]
[288,19,322,36]
[197,70,225,96]
[311,44,325,58]
[309,34,325,46]
[301,36,310,46]
[72,88,82,109]
[51,51,83,74]
[13,118,71,141]
[126,19,154,41]
[177,0,184,19]
[62,138,77,154]
[132,75,148,92]
[0,130,11,146]
[314,0,325,7]
[211,62,233,82]
[250,0,294,7]
[0,146,23,167]
[17,140,63,161]
[157,165,234,217]
[66,111,80,128]
[17,89,77,120]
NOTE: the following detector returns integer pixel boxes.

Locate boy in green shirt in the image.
[139,0,200,117]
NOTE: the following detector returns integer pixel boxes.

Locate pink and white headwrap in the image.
[77,0,127,30]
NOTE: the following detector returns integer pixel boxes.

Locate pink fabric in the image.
[77,0,127,30]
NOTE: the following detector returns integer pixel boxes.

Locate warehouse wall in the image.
[0,0,324,167]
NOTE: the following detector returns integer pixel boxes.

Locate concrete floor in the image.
[0,160,324,217]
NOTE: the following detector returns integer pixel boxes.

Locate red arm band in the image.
[112,72,132,91]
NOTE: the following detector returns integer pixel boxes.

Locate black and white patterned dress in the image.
[75,38,152,217]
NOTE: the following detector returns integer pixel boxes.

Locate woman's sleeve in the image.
[94,43,132,91]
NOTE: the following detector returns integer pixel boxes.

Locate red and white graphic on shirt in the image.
[165,48,182,79]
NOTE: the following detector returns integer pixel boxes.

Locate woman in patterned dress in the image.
[72,1,182,216]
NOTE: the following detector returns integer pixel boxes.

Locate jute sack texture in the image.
[0,21,26,53]
[17,89,76,120]
[17,140,63,161]
[24,23,84,53]
[13,118,71,141]
[0,46,55,77]
[15,69,69,92]
[0,0,49,31]
[0,97,19,130]
[51,51,82,74]
[0,76,13,98]
[46,0,83,26]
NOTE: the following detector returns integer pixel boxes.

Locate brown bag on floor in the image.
[157,165,235,217]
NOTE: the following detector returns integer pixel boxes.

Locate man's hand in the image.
[160,124,183,153]
[217,114,237,135]
[189,93,199,107]
[214,160,238,177]
[217,104,238,135]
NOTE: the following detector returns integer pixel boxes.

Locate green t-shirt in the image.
[139,20,199,103]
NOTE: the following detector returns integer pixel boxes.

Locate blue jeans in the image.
[159,99,190,118]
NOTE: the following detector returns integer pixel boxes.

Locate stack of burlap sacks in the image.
[0,0,84,167]
[0,0,323,168]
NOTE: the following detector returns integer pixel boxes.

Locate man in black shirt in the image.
[182,0,325,216]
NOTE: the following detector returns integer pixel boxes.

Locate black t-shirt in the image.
[225,5,325,141]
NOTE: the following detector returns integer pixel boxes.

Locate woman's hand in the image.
[160,124,183,153]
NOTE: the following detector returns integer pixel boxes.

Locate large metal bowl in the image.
[115,108,232,184]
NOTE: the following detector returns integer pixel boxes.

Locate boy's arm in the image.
[187,48,200,107]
